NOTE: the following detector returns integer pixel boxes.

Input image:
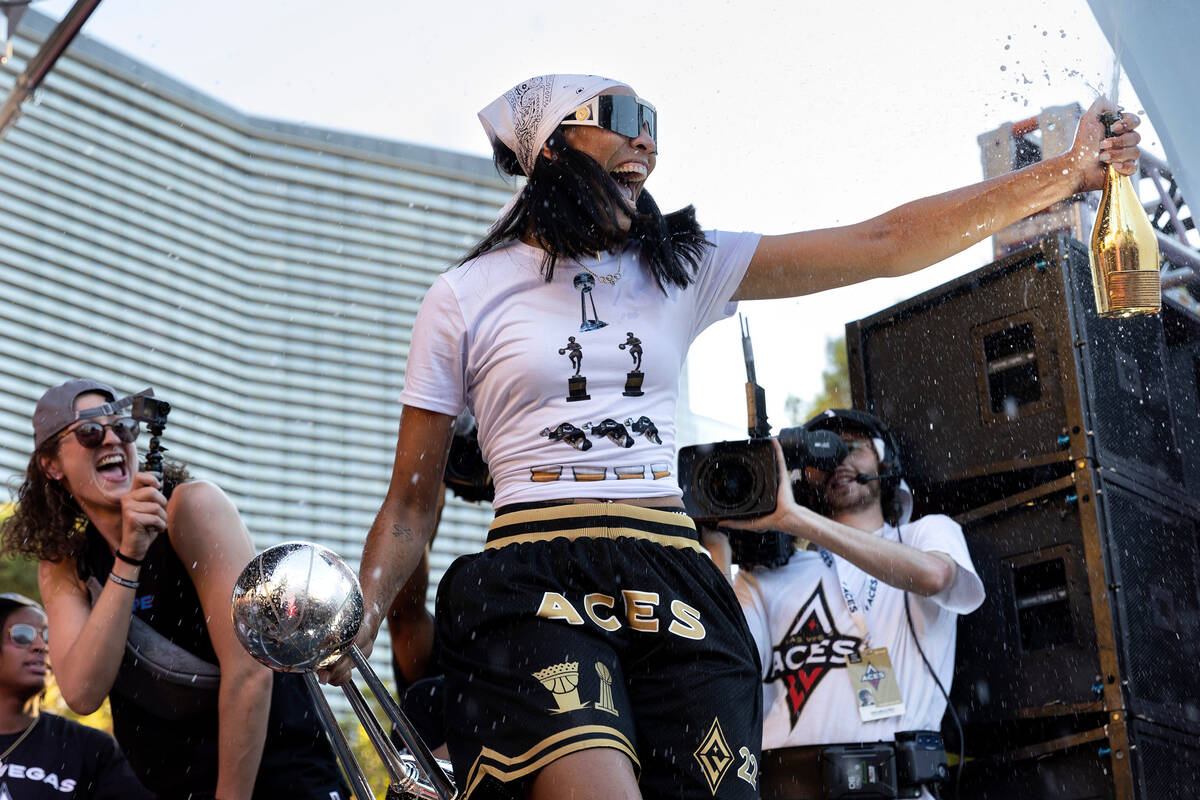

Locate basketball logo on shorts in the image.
[594,662,619,716]
[533,661,591,714]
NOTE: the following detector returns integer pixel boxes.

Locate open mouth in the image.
[610,162,646,205]
[95,451,130,483]
[828,470,860,489]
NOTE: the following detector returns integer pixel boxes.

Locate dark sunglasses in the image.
[562,94,657,144]
[59,417,140,449]
[8,623,49,647]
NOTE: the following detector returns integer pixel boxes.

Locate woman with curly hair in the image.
[2,379,347,800]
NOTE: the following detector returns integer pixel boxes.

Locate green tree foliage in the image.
[0,552,40,600]
[0,502,41,601]
[786,335,851,425]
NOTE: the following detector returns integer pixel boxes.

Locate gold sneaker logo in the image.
[693,717,734,795]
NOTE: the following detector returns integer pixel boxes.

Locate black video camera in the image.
[677,426,847,522]
[130,395,171,427]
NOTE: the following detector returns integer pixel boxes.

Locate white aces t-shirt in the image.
[735,515,986,749]
[399,231,761,507]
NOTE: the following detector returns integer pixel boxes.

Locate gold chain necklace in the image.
[0,716,40,765]
[577,249,624,286]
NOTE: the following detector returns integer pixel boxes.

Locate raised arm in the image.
[168,480,273,800]
[763,507,956,597]
[734,99,1141,301]
[722,441,956,596]
[320,404,455,685]
[38,471,167,714]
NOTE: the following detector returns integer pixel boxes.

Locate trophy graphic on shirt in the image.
[574,273,608,332]
[619,331,644,397]
[558,336,591,401]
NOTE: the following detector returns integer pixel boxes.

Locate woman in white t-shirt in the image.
[321,74,1141,800]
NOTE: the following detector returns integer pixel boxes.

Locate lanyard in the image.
[819,547,878,647]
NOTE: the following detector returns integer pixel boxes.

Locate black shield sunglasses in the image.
[562,94,657,145]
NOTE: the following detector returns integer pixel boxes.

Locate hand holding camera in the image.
[677,426,846,522]
[119,470,168,559]
[680,316,857,567]
[115,393,172,558]
[718,439,818,536]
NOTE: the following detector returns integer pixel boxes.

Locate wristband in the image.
[114,550,144,567]
[108,573,139,590]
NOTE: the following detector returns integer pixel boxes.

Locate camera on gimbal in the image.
[130,391,171,479]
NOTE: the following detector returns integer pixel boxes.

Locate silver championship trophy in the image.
[231,542,456,800]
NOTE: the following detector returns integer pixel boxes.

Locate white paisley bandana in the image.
[478,74,630,176]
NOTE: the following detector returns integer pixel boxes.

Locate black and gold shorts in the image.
[434,502,763,799]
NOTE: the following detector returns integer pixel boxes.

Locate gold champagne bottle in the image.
[1088,111,1160,317]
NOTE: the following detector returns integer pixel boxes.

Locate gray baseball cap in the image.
[32,378,118,450]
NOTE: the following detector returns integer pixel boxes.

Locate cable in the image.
[897,525,965,800]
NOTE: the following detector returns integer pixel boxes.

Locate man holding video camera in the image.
[723,409,985,800]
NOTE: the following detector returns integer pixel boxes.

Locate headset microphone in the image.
[855,467,900,485]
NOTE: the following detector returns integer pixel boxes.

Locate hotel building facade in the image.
[0,12,512,644]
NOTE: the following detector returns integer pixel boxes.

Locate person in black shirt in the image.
[0,592,151,799]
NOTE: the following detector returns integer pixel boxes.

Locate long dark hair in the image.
[2,442,190,563]
[461,129,711,292]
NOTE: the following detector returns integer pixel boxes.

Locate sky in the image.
[26,0,1155,435]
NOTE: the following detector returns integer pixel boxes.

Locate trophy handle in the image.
[230,542,455,799]
[302,672,375,800]
[350,645,457,800]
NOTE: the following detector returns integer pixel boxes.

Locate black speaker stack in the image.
[846,235,1200,799]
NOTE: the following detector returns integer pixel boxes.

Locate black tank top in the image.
[80,518,345,799]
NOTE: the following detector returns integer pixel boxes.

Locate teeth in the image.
[97,454,124,468]
[612,162,647,176]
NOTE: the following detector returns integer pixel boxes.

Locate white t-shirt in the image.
[735,515,985,749]
[399,231,761,507]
